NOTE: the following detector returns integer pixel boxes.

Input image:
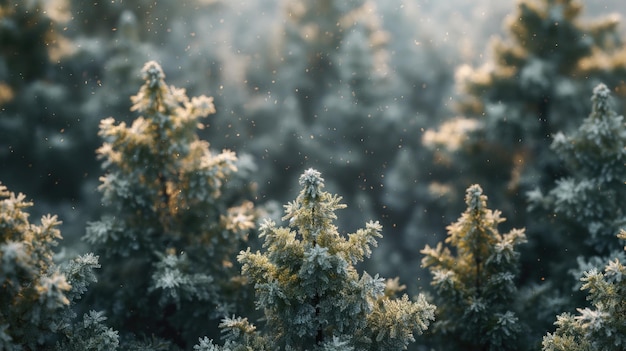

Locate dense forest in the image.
[1,0,625,350]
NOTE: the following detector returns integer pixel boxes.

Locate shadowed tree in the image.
[0,0,102,245]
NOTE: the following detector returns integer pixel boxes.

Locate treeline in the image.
[1,0,625,350]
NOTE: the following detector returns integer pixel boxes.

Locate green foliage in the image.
[0,0,102,246]
[432,0,626,234]
[458,0,626,142]
[422,184,527,351]
[83,61,256,348]
[529,83,626,251]
[423,4,626,342]
[0,182,117,350]
[242,0,411,230]
[3,2,626,350]
[524,82,626,348]
[55,310,120,351]
[542,230,626,351]
[0,0,55,87]
[198,168,435,350]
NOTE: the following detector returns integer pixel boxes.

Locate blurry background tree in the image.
[224,0,462,286]
[0,0,103,246]
[450,0,626,209]
[239,0,403,213]
[81,61,256,349]
[421,184,527,351]
[0,182,119,351]
[195,168,435,350]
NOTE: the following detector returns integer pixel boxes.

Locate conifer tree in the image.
[529,83,626,253]
[242,0,406,224]
[0,0,58,88]
[434,0,626,230]
[0,182,118,350]
[422,4,626,327]
[79,10,155,126]
[458,0,626,151]
[421,184,527,351]
[195,168,435,350]
[67,0,188,42]
[542,230,626,351]
[524,83,626,342]
[0,0,102,244]
[83,61,255,348]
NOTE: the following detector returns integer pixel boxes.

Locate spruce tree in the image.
[542,230,626,351]
[234,0,435,285]
[0,0,56,88]
[434,0,626,230]
[524,83,626,343]
[195,168,435,350]
[457,0,626,150]
[0,182,118,350]
[83,61,255,348]
[421,184,527,351]
[423,4,626,329]
[528,83,626,253]
[0,0,102,244]
[242,0,406,224]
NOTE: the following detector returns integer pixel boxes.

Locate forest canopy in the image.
[0,0,625,350]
